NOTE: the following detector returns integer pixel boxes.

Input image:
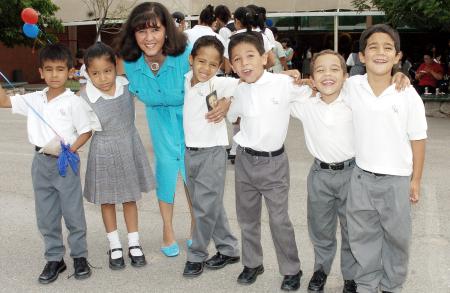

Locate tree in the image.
[352,0,450,31]
[0,0,63,47]
[82,0,137,42]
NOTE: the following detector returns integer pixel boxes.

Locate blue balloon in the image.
[266,19,273,27]
[23,23,39,38]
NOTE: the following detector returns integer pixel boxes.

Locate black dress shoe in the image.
[381,291,393,293]
[205,252,240,269]
[237,265,264,285]
[308,269,327,292]
[128,246,147,267]
[38,259,66,284]
[108,248,125,270]
[343,280,357,293]
[281,270,302,291]
[183,261,204,277]
[73,257,91,280]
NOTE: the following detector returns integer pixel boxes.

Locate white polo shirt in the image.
[343,74,428,176]
[224,28,274,59]
[218,21,234,41]
[228,71,311,152]
[184,25,227,49]
[291,92,354,163]
[183,71,239,147]
[10,88,96,147]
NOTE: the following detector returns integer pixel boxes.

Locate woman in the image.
[115,2,193,257]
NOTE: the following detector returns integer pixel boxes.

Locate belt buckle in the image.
[330,163,344,170]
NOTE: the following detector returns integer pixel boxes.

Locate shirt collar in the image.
[135,53,177,73]
[184,70,217,92]
[312,92,344,104]
[86,76,129,103]
[359,74,397,97]
[42,87,73,103]
[252,70,271,85]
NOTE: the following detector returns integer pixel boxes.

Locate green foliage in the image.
[0,0,63,47]
[352,0,450,31]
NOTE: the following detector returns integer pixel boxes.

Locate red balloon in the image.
[21,8,39,24]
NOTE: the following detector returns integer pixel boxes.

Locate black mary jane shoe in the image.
[73,257,92,280]
[281,270,302,291]
[183,261,204,278]
[128,246,147,267]
[38,259,67,284]
[108,248,125,270]
[237,265,264,285]
[308,269,327,292]
[205,252,240,269]
[343,280,357,293]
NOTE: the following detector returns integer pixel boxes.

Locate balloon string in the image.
[0,70,64,142]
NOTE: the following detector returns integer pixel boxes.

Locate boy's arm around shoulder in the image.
[0,86,12,108]
[206,76,240,123]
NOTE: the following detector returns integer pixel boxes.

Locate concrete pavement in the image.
[0,103,449,293]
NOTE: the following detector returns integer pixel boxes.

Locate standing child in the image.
[290,50,358,293]
[0,44,93,283]
[227,32,311,291]
[182,35,240,278]
[344,24,427,293]
[80,42,155,270]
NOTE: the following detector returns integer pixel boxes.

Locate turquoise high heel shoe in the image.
[160,242,179,257]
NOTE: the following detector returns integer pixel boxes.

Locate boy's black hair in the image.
[39,43,73,68]
[214,5,231,24]
[199,5,215,26]
[359,24,401,54]
[191,35,224,63]
[228,31,264,60]
[84,42,116,69]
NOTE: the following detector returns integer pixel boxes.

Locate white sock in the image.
[107,230,123,259]
[128,232,143,257]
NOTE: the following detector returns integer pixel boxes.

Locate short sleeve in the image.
[10,92,40,116]
[405,87,427,140]
[346,54,355,66]
[275,43,286,59]
[227,86,242,123]
[288,82,312,103]
[71,97,96,135]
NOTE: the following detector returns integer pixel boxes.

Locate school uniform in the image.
[184,25,227,49]
[291,92,357,280]
[343,75,427,293]
[183,71,240,262]
[224,28,274,60]
[10,88,96,261]
[228,71,311,275]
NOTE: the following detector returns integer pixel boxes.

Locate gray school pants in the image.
[31,152,88,262]
[346,166,411,293]
[185,146,239,262]
[307,158,357,280]
[235,146,300,276]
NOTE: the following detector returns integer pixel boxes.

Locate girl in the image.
[81,42,155,269]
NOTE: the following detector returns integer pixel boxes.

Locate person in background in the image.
[415,51,444,94]
[214,5,235,41]
[268,27,288,73]
[172,11,187,32]
[184,5,226,49]
[281,38,294,70]
[346,41,365,76]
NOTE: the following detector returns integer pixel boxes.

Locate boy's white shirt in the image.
[10,88,99,147]
[228,71,311,152]
[183,70,239,147]
[342,74,427,176]
[184,25,227,49]
[85,75,129,103]
[291,91,355,163]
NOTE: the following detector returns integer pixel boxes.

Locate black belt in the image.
[243,145,284,157]
[361,169,386,177]
[35,146,58,158]
[318,159,354,171]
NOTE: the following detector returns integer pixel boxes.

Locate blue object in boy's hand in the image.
[57,142,80,177]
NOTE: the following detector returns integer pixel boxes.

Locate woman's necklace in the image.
[144,55,163,72]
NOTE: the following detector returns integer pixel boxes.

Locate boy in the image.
[182,36,240,277]
[290,50,358,293]
[344,24,427,293]
[0,44,95,284]
[227,32,311,291]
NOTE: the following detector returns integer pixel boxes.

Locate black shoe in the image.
[281,270,302,291]
[73,257,91,280]
[308,269,327,292]
[381,291,393,293]
[128,246,147,267]
[237,265,264,285]
[108,248,125,270]
[343,280,357,293]
[183,261,204,277]
[38,259,67,284]
[205,252,240,269]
